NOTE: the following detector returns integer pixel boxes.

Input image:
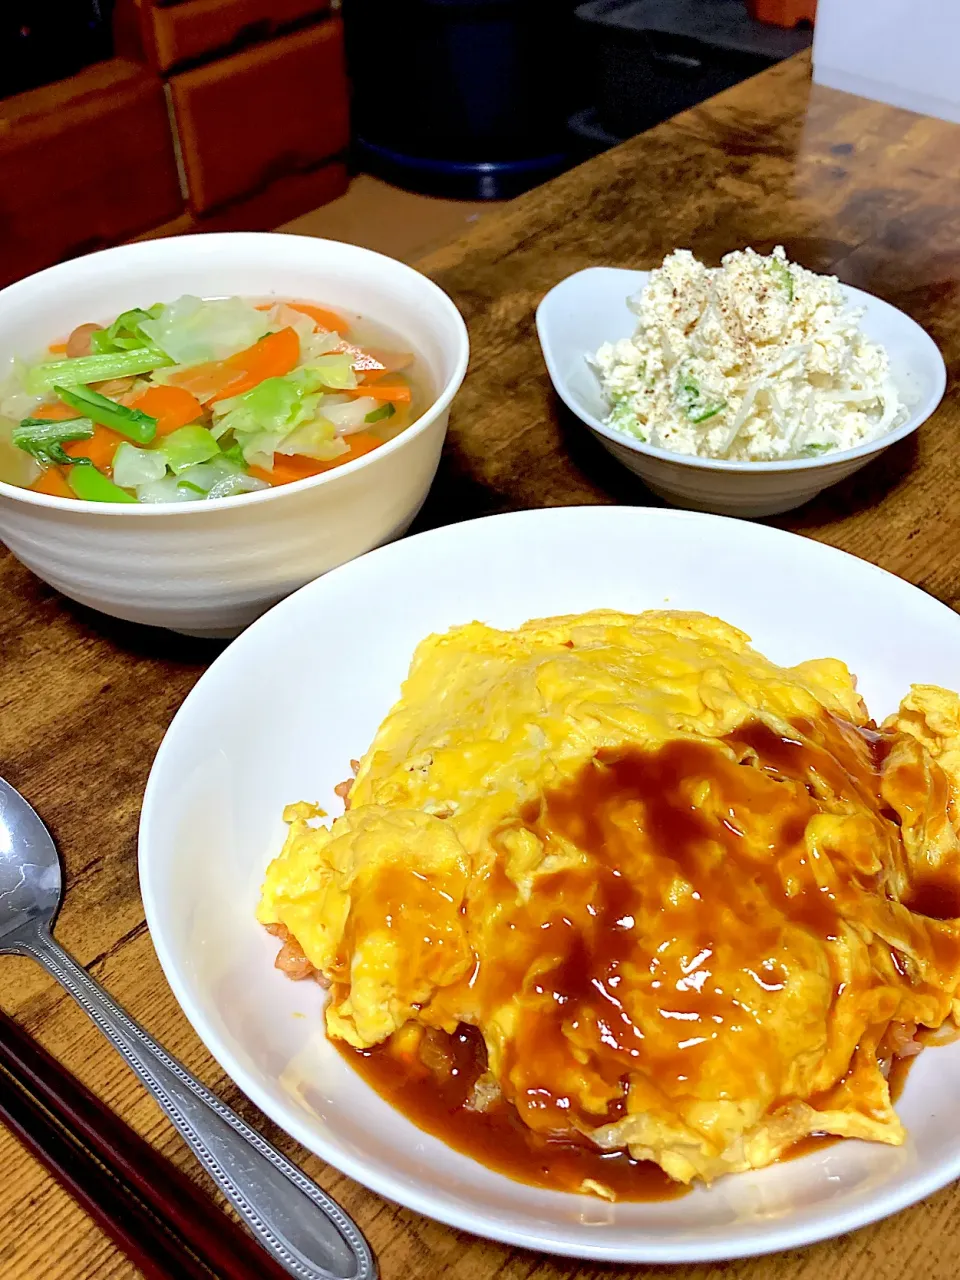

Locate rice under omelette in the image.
[257,610,960,1191]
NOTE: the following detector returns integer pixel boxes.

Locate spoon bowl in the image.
[0,779,61,945]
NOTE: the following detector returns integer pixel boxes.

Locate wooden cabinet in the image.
[120,0,351,228]
[0,2,349,286]
[167,19,349,214]
[0,60,182,288]
[143,0,331,73]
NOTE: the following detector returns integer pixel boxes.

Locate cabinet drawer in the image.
[0,60,183,287]
[146,0,331,73]
[167,19,349,214]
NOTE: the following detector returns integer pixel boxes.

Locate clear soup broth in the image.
[0,295,433,504]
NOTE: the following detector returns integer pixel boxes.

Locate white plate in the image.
[536,268,946,517]
[139,506,960,1263]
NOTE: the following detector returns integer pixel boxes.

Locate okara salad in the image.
[591,246,905,462]
[0,296,423,502]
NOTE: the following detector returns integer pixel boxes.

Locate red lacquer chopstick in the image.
[0,1009,294,1279]
[0,1055,215,1280]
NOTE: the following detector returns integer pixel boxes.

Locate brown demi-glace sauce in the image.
[340,1030,919,1187]
[338,1026,687,1201]
[903,875,960,923]
[335,714,960,1197]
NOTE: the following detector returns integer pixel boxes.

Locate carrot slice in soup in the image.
[286,302,349,333]
[211,327,300,402]
[163,361,232,405]
[30,467,74,498]
[169,327,300,404]
[333,432,383,462]
[342,382,412,404]
[248,456,328,485]
[64,424,126,471]
[254,301,349,334]
[129,385,204,436]
[31,401,82,421]
[248,433,383,486]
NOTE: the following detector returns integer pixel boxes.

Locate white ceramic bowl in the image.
[0,233,469,637]
[536,267,946,517]
[141,506,960,1263]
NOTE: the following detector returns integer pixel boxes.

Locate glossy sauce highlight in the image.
[339,714,960,1195]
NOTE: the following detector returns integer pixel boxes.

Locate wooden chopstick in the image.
[0,1054,215,1280]
[0,1009,294,1280]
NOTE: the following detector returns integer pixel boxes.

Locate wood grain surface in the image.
[2,50,960,1280]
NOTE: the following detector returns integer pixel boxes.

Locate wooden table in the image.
[2,49,960,1280]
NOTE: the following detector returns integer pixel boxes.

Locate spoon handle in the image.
[26,928,376,1280]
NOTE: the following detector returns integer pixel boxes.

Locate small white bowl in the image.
[536,266,946,517]
[0,233,469,637]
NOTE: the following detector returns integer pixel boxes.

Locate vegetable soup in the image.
[0,296,431,503]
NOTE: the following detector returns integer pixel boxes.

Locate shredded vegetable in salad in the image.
[0,296,424,502]
[591,246,905,462]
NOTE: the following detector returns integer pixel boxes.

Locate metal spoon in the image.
[0,776,376,1280]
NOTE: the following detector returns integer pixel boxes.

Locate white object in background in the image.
[0,233,469,638]
[140,505,960,1263]
[536,267,945,518]
[813,0,960,123]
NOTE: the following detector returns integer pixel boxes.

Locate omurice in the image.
[258,610,960,1197]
